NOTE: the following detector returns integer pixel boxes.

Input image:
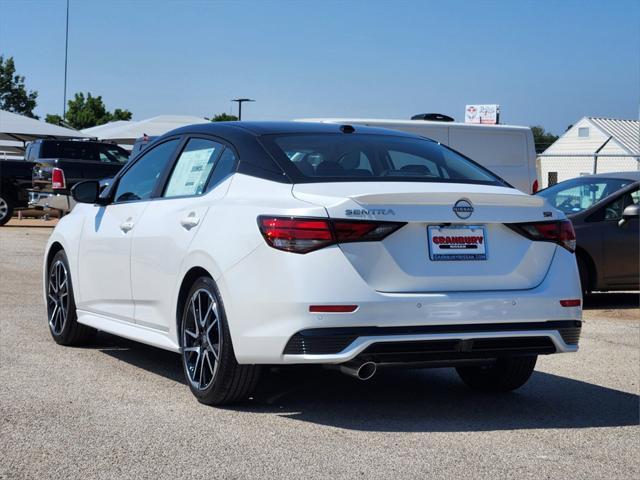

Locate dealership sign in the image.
[465,104,500,124]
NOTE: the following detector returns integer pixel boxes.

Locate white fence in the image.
[537,153,640,188]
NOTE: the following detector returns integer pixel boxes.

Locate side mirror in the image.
[618,204,640,227]
[99,177,112,194]
[71,180,100,204]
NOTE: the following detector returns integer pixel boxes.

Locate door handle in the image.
[120,220,134,233]
[180,213,200,230]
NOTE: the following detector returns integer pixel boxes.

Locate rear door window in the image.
[163,138,223,198]
[206,147,238,191]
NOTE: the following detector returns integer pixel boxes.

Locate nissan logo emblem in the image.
[453,199,474,219]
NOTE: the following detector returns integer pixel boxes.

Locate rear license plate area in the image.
[427,225,487,261]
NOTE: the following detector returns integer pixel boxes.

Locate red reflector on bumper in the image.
[309,305,358,313]
[560,299,581,307]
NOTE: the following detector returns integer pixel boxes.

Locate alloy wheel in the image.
[0,197,8,221]
[182,289,222,390]
[47,260,69,335]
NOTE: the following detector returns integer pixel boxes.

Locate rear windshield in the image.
[41,141,129,163]
[261,134,503,185]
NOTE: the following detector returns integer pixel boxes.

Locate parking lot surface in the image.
[1,227,638,480]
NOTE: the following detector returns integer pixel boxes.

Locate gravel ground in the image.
[1,227,638,480]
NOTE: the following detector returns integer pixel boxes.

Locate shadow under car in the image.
[92,331,639,433]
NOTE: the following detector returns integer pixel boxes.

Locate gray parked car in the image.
[536,171,639,293]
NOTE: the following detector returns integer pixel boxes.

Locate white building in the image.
[539,117,639,187]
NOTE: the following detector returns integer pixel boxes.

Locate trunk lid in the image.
[292,182,558,293]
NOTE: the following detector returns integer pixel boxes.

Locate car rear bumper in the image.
[281,320,580,363]
[28,191,72,211]
[218,243,583,365]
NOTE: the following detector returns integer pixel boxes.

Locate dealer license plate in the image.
[427,225,487,261]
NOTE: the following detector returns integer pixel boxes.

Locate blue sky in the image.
[1,0,638,133]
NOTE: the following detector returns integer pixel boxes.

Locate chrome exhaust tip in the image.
[338,360,377,381]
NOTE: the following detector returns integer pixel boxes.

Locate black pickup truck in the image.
[0,158,34,225]
[29,139,130,212]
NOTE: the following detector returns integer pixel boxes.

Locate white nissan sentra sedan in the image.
[43,122,582,405]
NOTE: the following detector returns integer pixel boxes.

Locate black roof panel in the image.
[589,171,640,181]
[169,121,417,138]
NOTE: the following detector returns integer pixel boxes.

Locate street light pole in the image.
[63,0,70,117]
[231,98,255,121]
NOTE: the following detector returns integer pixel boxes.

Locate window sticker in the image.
[165,146,217,197]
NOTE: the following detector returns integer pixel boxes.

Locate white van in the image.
[297,118,540,193]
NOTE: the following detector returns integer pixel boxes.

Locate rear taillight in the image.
[52,168,66,190]
[532,179,539,193]
[258,217,333,253]
[258,216,405,254]
[332,220,404,243]
[508,219,576,252]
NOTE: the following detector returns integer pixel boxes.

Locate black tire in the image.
[0,194,14,226]
[456,355,537,392]
[179,276,260,405]
[47,250,96,345]
[576,254,591,294]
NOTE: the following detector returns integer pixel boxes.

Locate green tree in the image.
[0,55,38,118]
[111,108,133,121]
[530,125,559,154]
[46,92,132,129]
[211,113,238,122]
[44,114,63,126]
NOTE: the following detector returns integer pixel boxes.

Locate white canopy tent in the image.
[0,109,88,143]
[0,140,25,160]
[82,115,209,145]
[82,120,132,138]
[0,140,24,154]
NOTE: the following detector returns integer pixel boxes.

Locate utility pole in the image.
[231,98,255,121]
[63,0,70,117]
